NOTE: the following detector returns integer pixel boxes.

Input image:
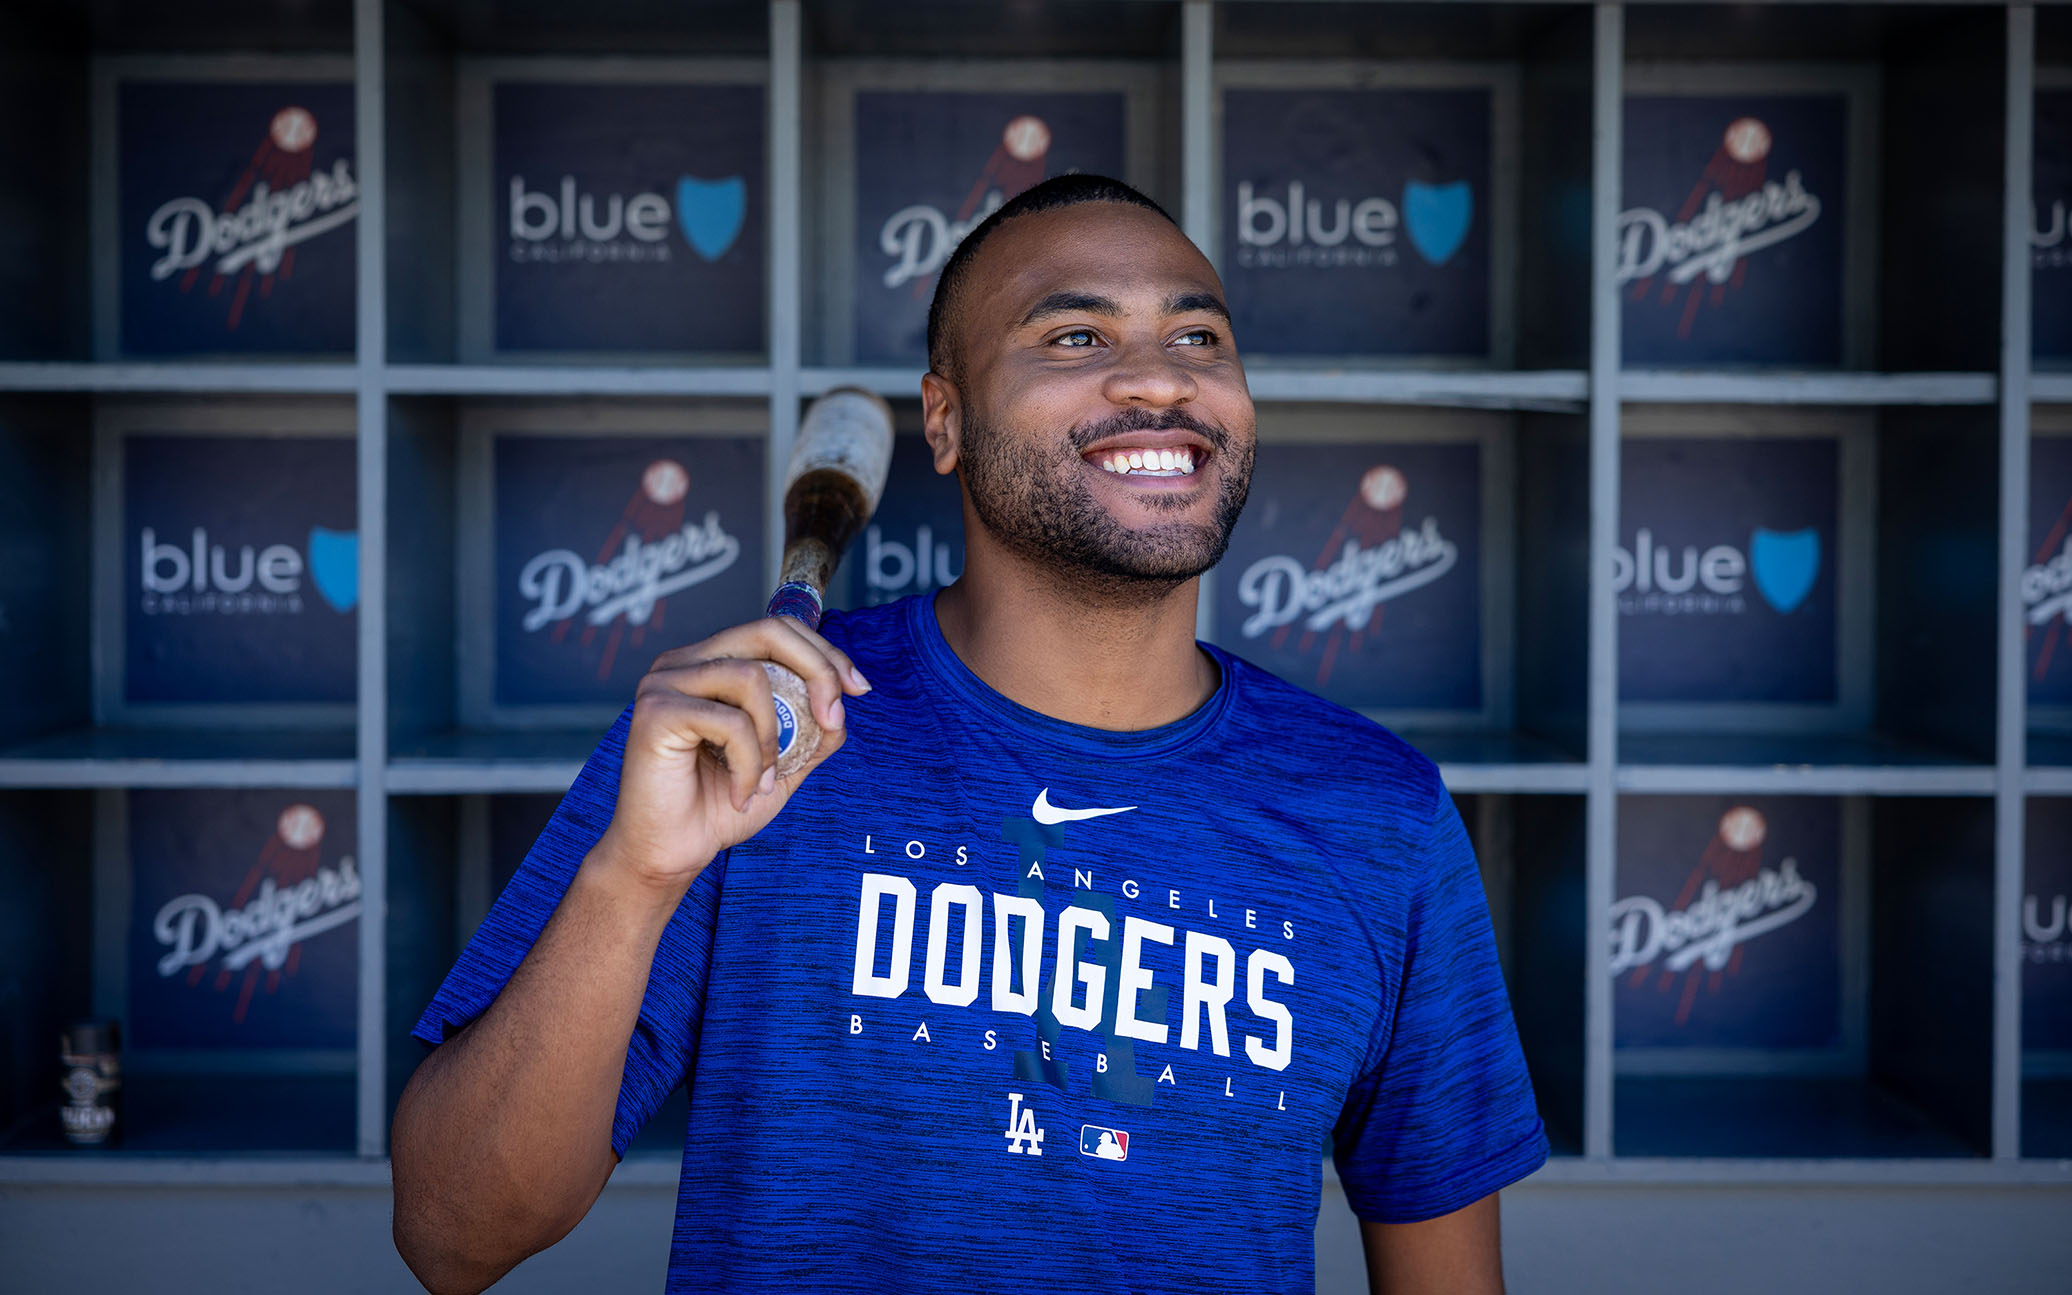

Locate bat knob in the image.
[766,661,822,779]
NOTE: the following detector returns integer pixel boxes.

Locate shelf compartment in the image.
[0,786,362,1157]
[1459,792,1586,1156]
[1622,5,2007,375]
[385,395,769,758]
[1205,406,1590,769]
[1212,4,1595,371]
[2022,799,2072,1158]
[1612,794,1993,1159]
[385,0,771,367]
[1615,405,1999,769]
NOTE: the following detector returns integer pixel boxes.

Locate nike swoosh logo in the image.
[1032,788,1137,825]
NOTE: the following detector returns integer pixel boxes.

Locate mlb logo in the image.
[1080,1125,1129,1161]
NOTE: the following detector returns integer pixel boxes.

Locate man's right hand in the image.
[590,615,872,897]
[392,614,869,1295]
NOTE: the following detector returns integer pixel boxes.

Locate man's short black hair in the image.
[925,173,1177,380]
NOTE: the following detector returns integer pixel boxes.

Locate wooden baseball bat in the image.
[752,388,895,778]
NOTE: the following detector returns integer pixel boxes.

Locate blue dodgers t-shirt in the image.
[415,595,1546,1293]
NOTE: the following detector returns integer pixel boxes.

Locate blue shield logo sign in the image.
[1403,180,1472,266]
[676,176,746,262]
[1749,528,1820,614]
[308,527,359,613]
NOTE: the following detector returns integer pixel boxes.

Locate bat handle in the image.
[761,581,827,779]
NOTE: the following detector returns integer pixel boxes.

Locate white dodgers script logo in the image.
[1616,116,1821,336]
[1235,465,1459,689]
[144,106,357,330]
[1610,808,1818,1028]
[517,459,741,650]
[151,805,359,1025]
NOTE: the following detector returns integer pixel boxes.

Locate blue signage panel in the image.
[853,91,1127,366]
[118,81,358,356]
[1618,437,1839,704]
[1222,88,1492,358]
[838,434,965,610]
[128,789,359,1051]
[2026,799,2072,1051]
[1621,95,1848,367]
[1212,440,1482,711]
[2036,91,2072,361]
[493,82,765,354]
[124,435,358,705]
[2026,437,2072,707]
[494,435,766,706]
[1615,795,1842,1049]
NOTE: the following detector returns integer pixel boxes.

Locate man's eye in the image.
[1055,328,1099,348]
[1175,328,1218,347]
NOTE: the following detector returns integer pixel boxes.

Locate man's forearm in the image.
[391,845,690,1295]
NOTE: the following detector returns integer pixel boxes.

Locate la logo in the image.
[1002,1092,1045,1157]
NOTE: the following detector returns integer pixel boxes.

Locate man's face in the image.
[932,202,1257,588]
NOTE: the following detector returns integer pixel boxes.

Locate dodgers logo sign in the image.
[118,80,358,355]
[1222,88,1492,358]
[1618,438,1839,704]
[127,789,359,1050]
[495,435,765,706]
[125,435,358,705]
[2035,91,2072,361]
[853,91,1126,366]
[1621,96,1848,366]
[1615,797,1841,1049]
[494,82,764,353]
[1213,440,1481,711]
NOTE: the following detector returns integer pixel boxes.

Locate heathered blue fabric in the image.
[414,594,1547,1293]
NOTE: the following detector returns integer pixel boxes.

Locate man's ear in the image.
[920,371,962,476]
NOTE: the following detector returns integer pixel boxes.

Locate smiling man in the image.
[392,175,1546,1295]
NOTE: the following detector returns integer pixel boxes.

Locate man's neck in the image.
[933,547,1216,733]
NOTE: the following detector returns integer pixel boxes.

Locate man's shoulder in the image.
[1212,647,1447,810]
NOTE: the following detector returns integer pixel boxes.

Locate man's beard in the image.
[958,404,1253,592]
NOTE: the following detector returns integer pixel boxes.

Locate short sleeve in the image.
[409,706,725,1158]
[1332,789,1548,1223]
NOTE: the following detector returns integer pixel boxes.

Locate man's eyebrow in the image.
[1017,292,1123,327]
[1166,291,1231,323]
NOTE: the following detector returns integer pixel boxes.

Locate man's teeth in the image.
[1099,447,1196,476]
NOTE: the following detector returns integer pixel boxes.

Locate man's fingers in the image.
[637,656,782,768]
[634,692,767,811]
[741,618,860,732]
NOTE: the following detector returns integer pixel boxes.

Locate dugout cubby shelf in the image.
[1609,794,1994,1160]
[1457,792,1587,1157]
[0,786,362,1158]
[1612,404,1999,783]
[0,0,2062,1232]
[1620,4,2007,379]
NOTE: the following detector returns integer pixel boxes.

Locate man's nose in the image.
[1100,336,1199,408]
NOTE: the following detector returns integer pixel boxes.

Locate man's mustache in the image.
[1069,407,1232,455]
